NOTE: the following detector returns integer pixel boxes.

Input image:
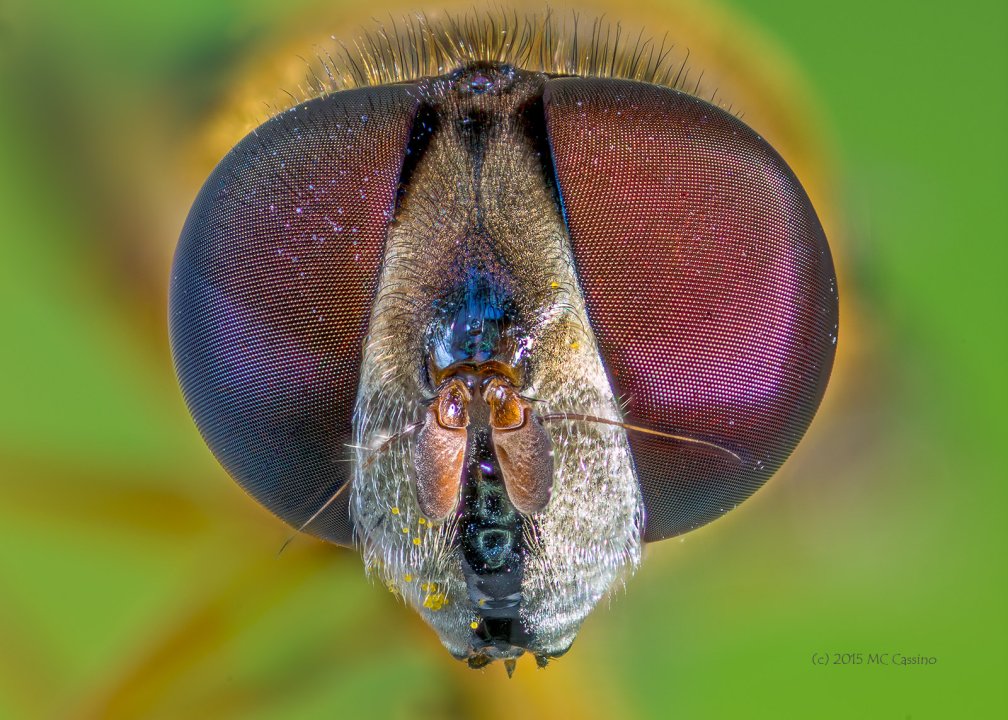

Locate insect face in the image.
[169,16,837,669]
[350,65,642,662]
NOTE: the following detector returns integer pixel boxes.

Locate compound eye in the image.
[543,78,838,541]
[168,86,419,546]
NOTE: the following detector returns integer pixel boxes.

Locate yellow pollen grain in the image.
[401,527,409,533]
[550,281,559,289]
[470,621,479,630]
[423,592,449,611]
[570,341,580,350]
[390,507,400,515]
[403,573,413,583]
[413,537,422,545]
[418,517,426,525]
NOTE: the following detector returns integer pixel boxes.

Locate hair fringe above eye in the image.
[289,8,721,107]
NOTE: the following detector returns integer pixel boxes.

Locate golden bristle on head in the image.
[298,8,714,104]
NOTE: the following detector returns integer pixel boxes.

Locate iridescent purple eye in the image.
[170,86,420,544]
[169,21,837,667]
[543,78,837,540]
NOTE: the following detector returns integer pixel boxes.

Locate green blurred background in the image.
[1,0,1005,717]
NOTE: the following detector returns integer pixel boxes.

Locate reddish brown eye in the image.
[543,78,838,541]
[169,86,419,545]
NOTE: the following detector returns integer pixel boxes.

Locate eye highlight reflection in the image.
[169,9,837,670]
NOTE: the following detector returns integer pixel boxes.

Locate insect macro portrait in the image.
[5,0,1006,715]
[169,8,837,671]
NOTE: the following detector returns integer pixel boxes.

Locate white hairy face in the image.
[349,69,642,663]
[170,7,836,673]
